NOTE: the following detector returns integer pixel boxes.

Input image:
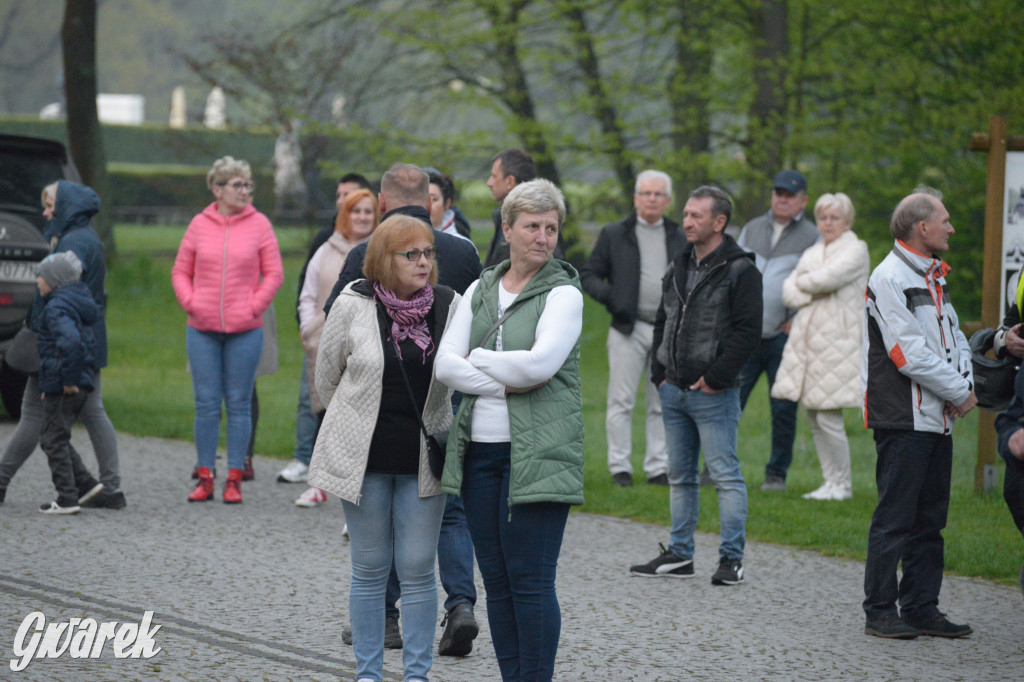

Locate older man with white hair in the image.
[862,187,976,639]
[582,170,684,487]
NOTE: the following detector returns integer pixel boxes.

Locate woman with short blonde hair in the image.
[772,191,870,500]
[172,156,283,504]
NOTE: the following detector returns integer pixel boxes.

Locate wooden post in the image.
[969,116,1007,492]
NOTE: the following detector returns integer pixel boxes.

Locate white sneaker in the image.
[827,484,852,501]
[39,500,81,515]
[295,487,327,507]
[277,460,309,483]
[342,523,349,538]
[802,483,833,500]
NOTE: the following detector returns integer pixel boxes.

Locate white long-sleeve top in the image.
[436,278,583,442]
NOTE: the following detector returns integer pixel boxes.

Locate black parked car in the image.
[0,133,80,417]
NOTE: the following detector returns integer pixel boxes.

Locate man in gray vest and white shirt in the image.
[736,169,820,492]
[582,170,685,487]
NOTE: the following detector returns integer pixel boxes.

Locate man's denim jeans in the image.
[660,383,747,561]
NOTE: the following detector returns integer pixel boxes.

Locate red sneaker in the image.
[242,455,254,481]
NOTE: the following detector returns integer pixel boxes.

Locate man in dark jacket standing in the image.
[483,149,536,268]
[582,170,684,487]
[630,186,761,586]
[326,164,481,310]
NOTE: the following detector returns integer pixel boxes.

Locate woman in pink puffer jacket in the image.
[172,156,283,504]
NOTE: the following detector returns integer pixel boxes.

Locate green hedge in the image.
[107,163,277,211]
[0,117,277,167]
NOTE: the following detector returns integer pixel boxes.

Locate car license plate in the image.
[0,260,37,283]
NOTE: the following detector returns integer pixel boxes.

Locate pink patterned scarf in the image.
[373,282,434,363]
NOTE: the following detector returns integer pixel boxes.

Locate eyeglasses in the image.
[394,247,436,262]
[637,191,668,200]
[221,181,255,192]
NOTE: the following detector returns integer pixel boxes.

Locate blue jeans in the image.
[186,326,263,471]
[292,355,318,466]
[738,333,798,479]
[382,494,476,618]
[659,383,747,561]
[863,429,951,621]
[462,441,569,682]
[341,474,445,682]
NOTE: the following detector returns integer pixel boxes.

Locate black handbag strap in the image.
[478,299,526,349]
[377,300,432,443]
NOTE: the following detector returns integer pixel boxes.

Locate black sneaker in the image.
[902,611,972,638]
[82,490,127,510]
[78,481,104,505]
[438,603,479,657]
[612,472,633,487]
[711,557,744,585]
[39,500,81,515]
[864,614,920,639]
[0,487,6,504]
[647,473,669,486]
[630,543,694,578]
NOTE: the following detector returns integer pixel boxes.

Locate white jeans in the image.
[806,408,851,490]
[606,323,666,477]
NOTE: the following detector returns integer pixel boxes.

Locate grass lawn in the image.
[72,224,1024,585]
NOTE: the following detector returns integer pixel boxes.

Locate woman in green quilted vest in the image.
[436,178,584,682]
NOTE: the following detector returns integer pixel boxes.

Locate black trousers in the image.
[40,391,91,506]
[863,429,951,621]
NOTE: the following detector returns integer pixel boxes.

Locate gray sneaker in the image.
[761,474,786,492]
[341,616,403,649]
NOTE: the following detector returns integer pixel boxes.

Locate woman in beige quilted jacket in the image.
[771,193,870,501]
[307,214,460,682]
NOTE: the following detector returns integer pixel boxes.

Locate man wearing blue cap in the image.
[735,170,820,491]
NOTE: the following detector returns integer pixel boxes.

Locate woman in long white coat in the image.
[771,193,870,501]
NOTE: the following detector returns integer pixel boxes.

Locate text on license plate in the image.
[0,260,38,283]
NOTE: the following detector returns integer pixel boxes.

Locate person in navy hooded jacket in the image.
[0,181,119,509]
[34,251,100,514]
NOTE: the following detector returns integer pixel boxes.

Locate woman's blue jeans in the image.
[185,326,262,470]
[462,441,569,682]
[341,474,445,682]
